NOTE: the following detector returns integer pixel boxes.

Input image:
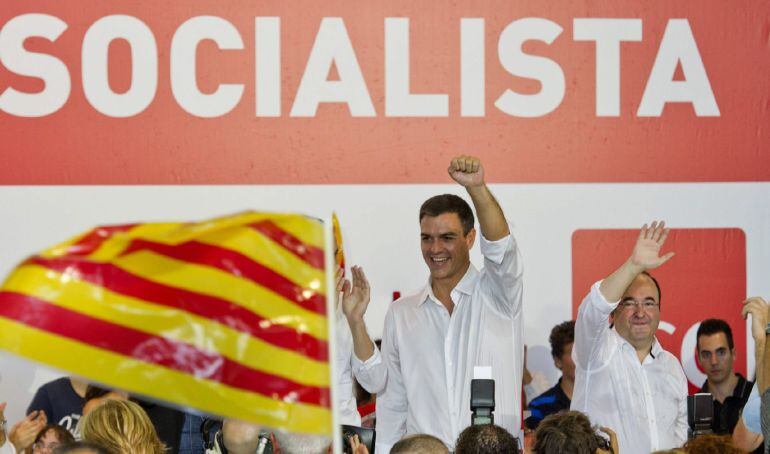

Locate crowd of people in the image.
[0,156,768,453]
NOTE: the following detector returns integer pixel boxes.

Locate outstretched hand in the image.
[629,221,675,271]
[448,155,485,188]
[337,266,370,324]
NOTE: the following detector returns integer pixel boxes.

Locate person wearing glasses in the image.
[571,221,688,454]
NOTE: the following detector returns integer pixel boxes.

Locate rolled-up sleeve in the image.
[479,233,523,319]
[573,281,618,369]
[352,343,387,394]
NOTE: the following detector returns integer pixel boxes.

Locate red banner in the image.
[1,1,768,184]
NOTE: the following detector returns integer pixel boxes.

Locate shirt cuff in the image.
[590,280,620,314]
[351,342,382,372]
[479,233,512,265]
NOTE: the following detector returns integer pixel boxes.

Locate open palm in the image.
[630,221,675,270]
[340,266,370,323]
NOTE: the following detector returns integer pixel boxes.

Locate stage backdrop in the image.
[1,0,769,425]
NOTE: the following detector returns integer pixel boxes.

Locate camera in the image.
[687,393,714,439]
[341,424,376,454]
[470,379,495,426]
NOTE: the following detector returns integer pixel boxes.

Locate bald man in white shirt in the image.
[376,156,524,453]
[571,221,688,454]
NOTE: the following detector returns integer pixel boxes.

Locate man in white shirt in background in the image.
[376,156,524,452]
[571,221,688,454]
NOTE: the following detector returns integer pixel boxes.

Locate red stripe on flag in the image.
[27,257,328,362]
[250,221,325,270]
[0,291,330,408]
[65,224,138,256]
[119,239,327,316]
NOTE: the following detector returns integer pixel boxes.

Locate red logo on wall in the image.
[572,228,747,392]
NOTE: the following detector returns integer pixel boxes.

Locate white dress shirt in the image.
[571,281,688,454]
[376,234,523,453]
[335,306,387,426]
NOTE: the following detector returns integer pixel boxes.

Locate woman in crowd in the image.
[79,399,165,454]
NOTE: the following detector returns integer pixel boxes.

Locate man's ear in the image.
[466,227,477,249]
[554,356,563,372]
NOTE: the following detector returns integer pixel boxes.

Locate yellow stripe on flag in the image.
[111,251,328,341]
[86,223,186,260]
[0,317,331,435]
[195,227,326,292]
[2,265,329,387]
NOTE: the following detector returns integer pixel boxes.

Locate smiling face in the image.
[420,212,475,285]
[612,274,661,349]
[697,332,736,385]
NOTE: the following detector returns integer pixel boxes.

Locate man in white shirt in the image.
[571,221,688,454]
[376,156,524,452]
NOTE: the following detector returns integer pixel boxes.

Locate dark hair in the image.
[391,434,448,453]
[34,424,76,446]
[549,321,575,359]
[84,385,113,403]
[533,411,598,454]
[53,441,111,454]
[419,194,475,235]
[697,319,735,350]
[455,425,519,454]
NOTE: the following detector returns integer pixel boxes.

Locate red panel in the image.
[1,1,768,184]
[571,228,747,391]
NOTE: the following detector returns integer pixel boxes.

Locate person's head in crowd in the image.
[81,385,129,415]
[390,434,449,454]
[611,271,662,350]
[222,420,262,454]
[455,424,518,454]
[271,431,330,454]
[52,441,110,454]
[419,194,476,285]
[533,411,605,454]
[550,321,576,384]
[32,424,75,454]
[681,434,743,453]
[696,319,737,386]
[79,399,165,454]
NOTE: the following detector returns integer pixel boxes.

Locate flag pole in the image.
[325,212,341,454]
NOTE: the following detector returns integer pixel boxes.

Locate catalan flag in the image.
[0,211,333,435]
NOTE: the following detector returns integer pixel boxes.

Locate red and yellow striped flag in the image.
[0,211,333,435]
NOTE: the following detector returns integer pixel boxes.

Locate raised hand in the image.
[629,221,675,271]
[338,266,371,325]
[742,297,768,343]
[9,410,47,452]
[448,155,485,188]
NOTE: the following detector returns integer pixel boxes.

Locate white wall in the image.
[1,183,768,425]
